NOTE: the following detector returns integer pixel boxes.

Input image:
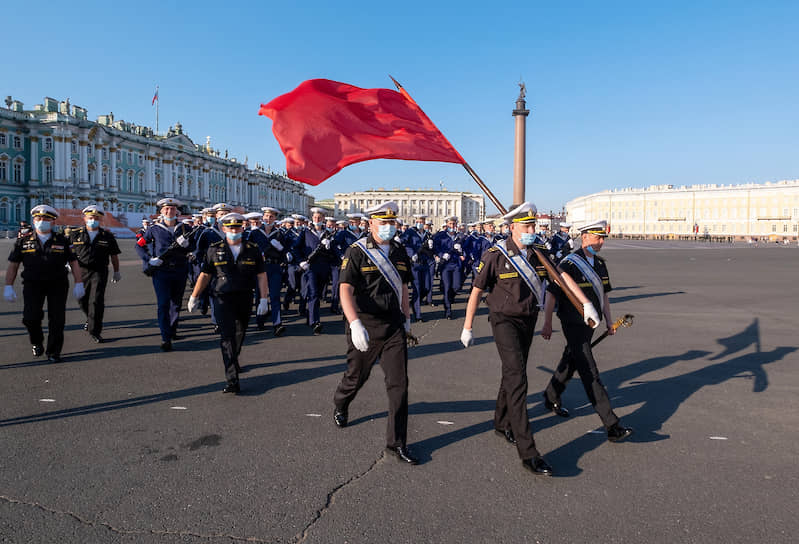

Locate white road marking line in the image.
[437,420,455,425]
[305,413,322,417]
[709,436,728,440]
[39,399,56,402]
[170,406,187,410]
[586,430,605,434]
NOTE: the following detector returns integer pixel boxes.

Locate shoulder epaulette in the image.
[210,240,225,247]
[487,246,499,252]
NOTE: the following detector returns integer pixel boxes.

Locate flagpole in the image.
[388,76,594,325]
[156,85,159,134]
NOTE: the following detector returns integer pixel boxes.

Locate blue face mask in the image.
[348,224,358,232]
[416,223,423,229]
[447,227,454,233]
[162,214,176,223]
[34,220,52,233]
[585,245,597,255]
[377,224,397,241]
[85,219,99,229]
[520,233,536,246]
[226,231,242,242]
[205,217,216,226]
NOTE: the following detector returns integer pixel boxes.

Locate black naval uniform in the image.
[472,239,550,462]
[201,239,266,389]
[69,227,121,337]
[8,232,77,358]
[333,235,413,449]
[543,248,619,429]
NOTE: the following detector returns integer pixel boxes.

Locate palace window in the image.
[102,168,108,187]
[0,201,7,223]
[138,172,144,191]
[72,165,77,182]
[44,161,53,183]
[44,137,53,152]
[116,150,121,162]
[103,148,109,160]
[116,170,122,186]
[13,136,22,150]
[0,159,6,181]
[87,143,93,157]
[127,171,134,192]
[127,152,133,164]
[71,140,78,154]
[12,160,22,183]
[88,170,93,185]
[784,224,788,233]
[0,134,6,147]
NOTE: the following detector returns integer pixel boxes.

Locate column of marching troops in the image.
[5,198,633,476]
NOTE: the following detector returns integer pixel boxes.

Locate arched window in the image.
[102,166,108,187]
[0,199,9,223]
[43,159,53,184]
[0,155,7,182]
[115,169,122,187]
[14,201,23,223]
[127,171,134,192]
[138,172,144,192]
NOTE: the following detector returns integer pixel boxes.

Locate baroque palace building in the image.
[334,188,485,226]
[0,95,311,230]
[565,179,799,240]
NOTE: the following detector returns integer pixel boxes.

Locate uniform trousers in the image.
[426,262,435,304]
[334,321,409,448]
[410,261,431,319]
[544,321,619,429]
[329,265,341,312]
[304,263,331,325]
[151,267,188,342]
[79,267,109,336]
[490,312,542,460]
[213,291,252,386]
[22,277,69,356]
[256,263,283,327]
[439,262,462,315]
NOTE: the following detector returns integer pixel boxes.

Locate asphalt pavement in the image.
[0,238,797,543]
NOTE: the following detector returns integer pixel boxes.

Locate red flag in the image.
[151,87,159,106]
[258,79,465,185]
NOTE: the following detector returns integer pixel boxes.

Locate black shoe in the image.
[201,306,208,315]
[171,334,181,341]
[522,456,553,476]
[32,344,44,357]
[83,321,88,331]
[330,307,341,315]
[445,313,453,320]
[494,428,516,445]
[607,423,634,443]
[312,322,323,335]
[160,341,172,352]
[222,383,240,394]
[90,334,104,344]
[543,395,570,418]
[257,323,267,331]
[47,354,62,363]
[333,408,348,428]
[386,445,419,465]
[274,324,286,337]
[212,325,219,334]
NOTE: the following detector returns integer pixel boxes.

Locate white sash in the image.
[562,252,604,312]
[354,238,403,304]
[495,240,545,307]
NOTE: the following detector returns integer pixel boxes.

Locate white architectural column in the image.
[146,156,154,192]
[163,159,172,194]
[109,147,118,190]
[29,136,39,183]
[79,142,89,188]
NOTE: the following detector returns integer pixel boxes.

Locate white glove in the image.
[321,238,331,249]
[286,252,293,263]
[256,298,269,316]
[556,250,563,260]
[567,239,574,249]
[405,318,411,333]
[394,235,402,243]
[73,282,85,300]
[270,239,284,251]
[545,242,552,250]
[442,253,451,261]
[149,257,163,267]
[187,295,199,312]
[427,239,434,249]
[3,285,16,302]
[349,319,370,352]
[583,302,601,329]
[112,271,122,283]
[453,243,462,251]
[299,261,309,271]
[460,328,474,348]
[66,263,72,273]
[176,234,189,248]
[411,254,418,263]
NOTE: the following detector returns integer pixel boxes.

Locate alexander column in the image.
[512,82,529,204]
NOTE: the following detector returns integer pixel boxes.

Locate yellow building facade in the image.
[565,179,799,240]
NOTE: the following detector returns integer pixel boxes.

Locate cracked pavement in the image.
[1,239,798,543]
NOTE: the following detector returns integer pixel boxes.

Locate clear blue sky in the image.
[7,1,798,214]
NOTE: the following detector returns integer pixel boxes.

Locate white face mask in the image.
[34,219,52,233]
